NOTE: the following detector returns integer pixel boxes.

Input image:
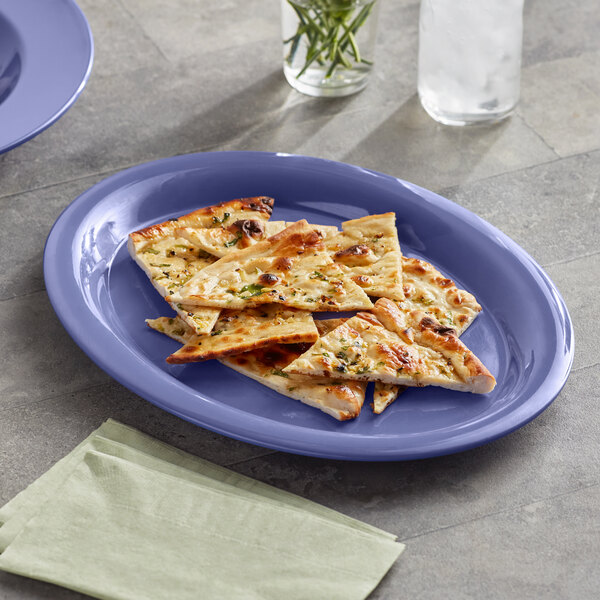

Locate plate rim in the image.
[43,151,575,461]
[0,0,94,154]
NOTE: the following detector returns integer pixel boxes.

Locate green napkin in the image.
[0,421,404,599]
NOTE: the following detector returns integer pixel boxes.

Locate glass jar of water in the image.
[418,0,525,126]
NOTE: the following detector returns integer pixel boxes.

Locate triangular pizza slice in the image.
[284,298,495,394]
[171,220,373,311]
[164,304,318,364]
[146,316,366,420]
[372,257,483,412]
[324,213,404,301]
[177,221,339,258]
[128,196,274,333]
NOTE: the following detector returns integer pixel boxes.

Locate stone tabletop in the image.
[1,0,599,598]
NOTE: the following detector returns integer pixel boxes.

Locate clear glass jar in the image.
[281,0,380,97]
[418,0,525,126]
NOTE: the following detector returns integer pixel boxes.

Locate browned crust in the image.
[402,256,482,313]
[129,196,274,243]
[373,298,495,393]
[267,220,325,255]
[166,329,318,364]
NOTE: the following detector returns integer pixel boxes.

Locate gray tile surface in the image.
[1,0,599,598]
[518,52,600,157]
[372,483,600,599]
[0,381,274,508]
[523,0,600,67]
[443,150,600,267]
[226,367,600,541]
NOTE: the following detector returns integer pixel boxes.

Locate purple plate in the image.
[44,152,574,460]
[0,0,93,154]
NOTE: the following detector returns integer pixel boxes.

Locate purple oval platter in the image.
[0,0,93,154]
[43,152,574,460]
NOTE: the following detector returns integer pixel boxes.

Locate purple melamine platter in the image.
[0,0,93,154]
[44,152,573,460]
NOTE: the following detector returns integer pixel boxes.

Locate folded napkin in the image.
[0,420,404,599]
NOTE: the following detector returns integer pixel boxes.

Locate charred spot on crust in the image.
[258,273,280,286]
[451,292,464,305]
[376,343,418,371]
[335,244,369,259]
[357,312,381,327]
[436,277,454,288]
[274,256,293,271]
[229,219,265,239]
[238,196,274,215]
[352,275,371,285]
[420,315,456,337]
[260,348,288,366]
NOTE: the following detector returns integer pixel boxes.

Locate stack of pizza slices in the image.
[129,196,495,421]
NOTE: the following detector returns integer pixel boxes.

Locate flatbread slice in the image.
[324,213,404,301]
[372,257,483,412]
[400,256,481,333]
[165,305,318,364]
[284,298,495,394]
[177,221,339,258]
[171,220,373,312]
[146,316,366,420]
[128,197,274,333]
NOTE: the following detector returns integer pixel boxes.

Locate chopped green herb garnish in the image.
[335,364,347,373]
[210,330,223,336]
[224,232,242,247]
[212,212,230,224]
[151,263,171,268]
[322,351,330,358]
[143,248,159,254]
[310,271,328,280]
[356,365,370,374]
[271,369,289,378]
[238,283,265,298]
[336,351,348,361]
[174,244,192,250]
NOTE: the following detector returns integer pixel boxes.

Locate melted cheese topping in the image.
[166,305,318,363]
[284,313,473,391]
[146,315,365,420]
[173,222,373,312]
[178,221,339,258]
[130,236,220,334]
[324,213,404,301]
[400,257,481,333]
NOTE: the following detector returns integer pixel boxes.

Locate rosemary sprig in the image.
[284,0,377,79]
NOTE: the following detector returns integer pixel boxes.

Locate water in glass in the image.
[418,0,524,125]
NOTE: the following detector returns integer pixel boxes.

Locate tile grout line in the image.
[223,450,279,468]
[398,479,600,544]
[1,287,46,304]
[572,361,600,374]
[515,110,561,159]
[0,168,121,202]
[542,249,600,269]
[1,131,598,204]
[0,381,115,415]
[437,147,598,198]
[113,0,171,64]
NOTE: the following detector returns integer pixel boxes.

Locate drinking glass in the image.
[418,0,525,126]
